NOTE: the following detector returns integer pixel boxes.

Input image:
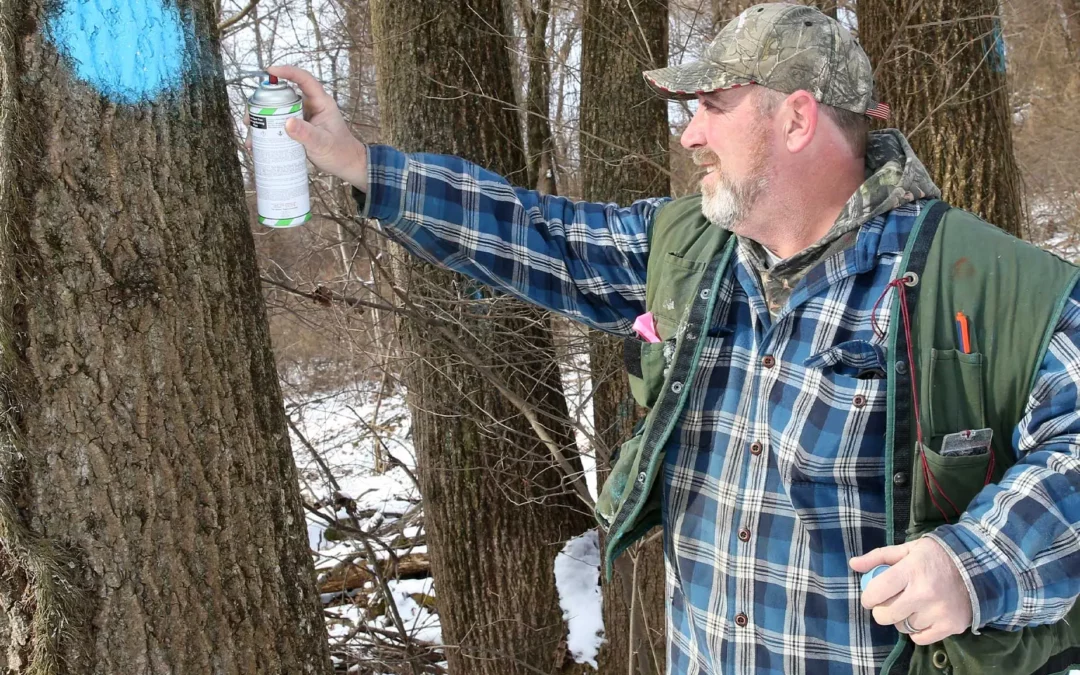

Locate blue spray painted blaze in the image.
[49,0,188,103]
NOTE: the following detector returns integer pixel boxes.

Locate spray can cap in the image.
[860,564,891,592]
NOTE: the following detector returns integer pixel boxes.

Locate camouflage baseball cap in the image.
[642,3,890,120]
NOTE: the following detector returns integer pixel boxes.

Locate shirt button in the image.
[637,471,647,484]
[853,394,867,408]
[671,381,684,393]
[700,288,711,300]
[738,528,751,542]
[735,613,749,627]
[749,441,763,455]
[893,471,908,487]
[895,360,908,375]
[685,331,697,341]
[762,355,776,368]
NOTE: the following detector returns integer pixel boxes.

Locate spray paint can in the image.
[860,564,891,591]
[248,75,312,228]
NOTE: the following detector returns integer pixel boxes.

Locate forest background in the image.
[0,0,1077,673]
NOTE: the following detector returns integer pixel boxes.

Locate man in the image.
[265,3,1080,673]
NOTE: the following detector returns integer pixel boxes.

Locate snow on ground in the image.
[285,380,443,660]
[554,529,606,668]
[287,382,419,551]
[286,376,604,669]
[325,577,441,646]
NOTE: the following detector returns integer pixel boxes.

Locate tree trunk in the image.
[1060,0,1080,64]
[368,2,595,674]
[710,0,755,36]
[806,0,838,19]
[858,0,1025,237]
[579,0,668,672]
[0,1,333,673]
[524,0,559,195]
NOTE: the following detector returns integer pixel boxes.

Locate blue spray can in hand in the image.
[860,564,891,591]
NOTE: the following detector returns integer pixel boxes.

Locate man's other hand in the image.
[850,538,974,645]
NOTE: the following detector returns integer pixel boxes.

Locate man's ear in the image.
[782,90,818,153]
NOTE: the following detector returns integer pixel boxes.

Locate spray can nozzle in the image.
[267,74,279,85]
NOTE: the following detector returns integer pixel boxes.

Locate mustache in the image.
[693,148,720,166]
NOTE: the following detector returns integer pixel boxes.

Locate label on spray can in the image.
[249,78,312,228]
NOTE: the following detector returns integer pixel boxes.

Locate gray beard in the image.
[700,171,769,232]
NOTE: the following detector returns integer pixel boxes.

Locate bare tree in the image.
[0,0,333,672]
[579,0,669,672]
[368,1,597,674]
[1058,0,1080,62]
[859,0,1026,236]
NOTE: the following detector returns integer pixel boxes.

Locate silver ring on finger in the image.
[902,617,922,634]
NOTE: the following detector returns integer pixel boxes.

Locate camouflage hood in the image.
[745,129,940,316]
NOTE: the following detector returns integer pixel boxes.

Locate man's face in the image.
[680,87,774,233]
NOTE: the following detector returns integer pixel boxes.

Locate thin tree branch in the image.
[218,0,261,33]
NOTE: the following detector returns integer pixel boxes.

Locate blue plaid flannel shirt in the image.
[360,144,1080,674]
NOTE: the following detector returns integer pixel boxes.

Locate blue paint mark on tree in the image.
[49,0,188,103]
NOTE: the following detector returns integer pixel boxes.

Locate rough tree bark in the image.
[579,0,668,672]
[0,1,332,673]
[710,0,755,37]
[368,2,594,674]
[859,0,1026,237]
[523,0,559,194]
[1060,0,1080,64]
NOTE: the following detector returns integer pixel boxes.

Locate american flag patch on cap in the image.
[866,101,891,120]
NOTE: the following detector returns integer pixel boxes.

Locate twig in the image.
[361,242,595,509]
[218,0,260,32]
[286,416,419,674]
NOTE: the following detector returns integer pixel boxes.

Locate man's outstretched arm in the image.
[358,144,663,334]
[266,65,666,335]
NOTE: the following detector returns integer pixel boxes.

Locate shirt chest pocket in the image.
[804,339,888,382]
[786,340,888,488]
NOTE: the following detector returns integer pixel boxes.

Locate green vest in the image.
[594,195,1080,675]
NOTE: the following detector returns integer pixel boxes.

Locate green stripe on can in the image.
[258,212,312,228]
[254,103,302,115]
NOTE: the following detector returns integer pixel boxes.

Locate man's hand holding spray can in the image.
[246,66,370,227]
[248,74,312,228]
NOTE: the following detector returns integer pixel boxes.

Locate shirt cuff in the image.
[353,144,409,224]
[926,520,1023,634]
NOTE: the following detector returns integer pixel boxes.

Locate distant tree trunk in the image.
[1060,0,1080,63]
[859,0,1026,237]
[368,2,594,674]
[0,1,333,672]
[710,0,755,36]
[807,0,839,19]
[524,0,559,194]
[580,0,668,672]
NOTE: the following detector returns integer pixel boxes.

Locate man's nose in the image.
[681,110,705,150]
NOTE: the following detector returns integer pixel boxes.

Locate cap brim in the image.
[642,60,754,100]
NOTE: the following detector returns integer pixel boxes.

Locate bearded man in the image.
[265,4,1080,673]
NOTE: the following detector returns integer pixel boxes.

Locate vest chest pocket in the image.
[650,253,709,325]
[628,329,677,410]
[910,348,990,534]
[928,349,986,439]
